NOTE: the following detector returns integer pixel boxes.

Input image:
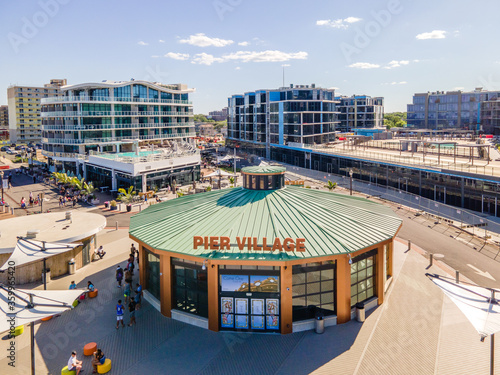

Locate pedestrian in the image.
[69,281,77,290]
[20,197,26,209]
[29,191,34,206]
[67,351,83,375]
[91,348,106,373]
[128,300,136,326]
[116,265,124,288]
[124,282,131,304]
[127,257,134,275]
[124,268,132,285]
[59,196,63,208]
[87,281,95,292]
[116,299,125,329]
[7,174,12,189]
[33,175,36,184]
[135,283,143,310]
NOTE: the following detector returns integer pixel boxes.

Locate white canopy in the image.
[0,238,79,271]
[428,274,500,337]
[219,154,240,162]
[0,286,84,333]
[205,169,235,178]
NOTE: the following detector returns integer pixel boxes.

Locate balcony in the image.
[41,110,193,117]
[40,96,192,105]
[42,122,195,131]
[42,132,197,145]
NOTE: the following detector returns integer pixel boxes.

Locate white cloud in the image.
[416,30,447,40]
[222,50,307,63]
[138,41,148,46]
[382,81,407,85]
[191,53,225,65]
[151,55,160,58]
[164,52,190,60]
[235,67,241,70]
[348,62,380,69]
[159,39,165,43]
[385,60,410,69]
[316,17,361,29]
[238,41,249,46]
[180,33,234,47]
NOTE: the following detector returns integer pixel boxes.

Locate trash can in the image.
[315,312,325,334]
[68,260,76,275]
[42,268,51,284]
[356,302,365,322]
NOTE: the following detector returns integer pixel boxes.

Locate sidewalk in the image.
[2,233,497,374]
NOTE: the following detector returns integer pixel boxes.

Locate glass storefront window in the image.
[145,248,160,300]
[351,250,376,306]
[292,262,336,321]
[172,258,208,318]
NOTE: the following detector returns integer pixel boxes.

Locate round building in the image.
[129,166,402,333]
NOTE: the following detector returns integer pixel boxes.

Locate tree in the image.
[117,186,137,204]
[229,176,235,187]
[384,112,407,129]
[325,180,337,191]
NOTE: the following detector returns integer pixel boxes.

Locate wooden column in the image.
[336,255,351,324]
[159,254,172,317]
[377,246,385,305]
[280,264,293,334]
[207,262,219,332]
[139,244,146,290]
[387,242,393,278]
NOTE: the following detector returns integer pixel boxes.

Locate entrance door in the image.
[219,272,280,332]
[327,163,333,174]
[483,195,498,216]
[82,240,90,266]
[434,185,446,204]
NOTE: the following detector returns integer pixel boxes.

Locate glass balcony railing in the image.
[41,110,193,117]
[42,122,195,131]
[40,96,192,105]
[42,132,196,145]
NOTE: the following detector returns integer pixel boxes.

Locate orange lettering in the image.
[262,237,272,251]
[220,236,230,250]
[247,237,251,250]
[283,238,295,252]
[204,236,209,250]
[272,238,283,252]
[236,237,246,251]
[193,236,203,250]
[296,238,306,252]
[209,236,219,250]
[253,237,262,251]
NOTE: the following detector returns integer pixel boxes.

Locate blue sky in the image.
[1,0,499,113]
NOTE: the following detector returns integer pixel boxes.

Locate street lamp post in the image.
[349,169,353,196]
[0,170,4,203]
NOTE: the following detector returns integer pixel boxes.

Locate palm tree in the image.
[325,180,337,192]
[229,176,235,187]
[82,181,97,198]
[117,186,137,204]
[71,177,85,191]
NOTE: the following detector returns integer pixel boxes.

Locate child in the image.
[69,281,77,290]
[116,300,125,329]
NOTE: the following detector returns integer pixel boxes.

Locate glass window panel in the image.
[307,282,321,295]
[358,291,367,302]
[293,273,306,284]
[367,288,374,299]
[367,267,373,277]
[367,278,373,288]
[366,257,373,267]
[321,269,334,280]
[321,292,334,304]
[322,303,334,312]
[307,271,321,283]
[351,263,358,272]
[351,272,358,285]
[359,259,367,269]
[293,297,307,306]
[351,285,357,296]
[358,269,367,280]
[351,294,358,305]
[359,281,367,291]
[308,294,320,305]
[293,284,306,296]
[322,279,334,292]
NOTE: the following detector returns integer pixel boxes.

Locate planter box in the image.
[110,206,117,211]
[126,205,132,212]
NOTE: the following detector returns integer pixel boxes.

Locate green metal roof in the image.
[129,187,402,261]
[241,166,286,174]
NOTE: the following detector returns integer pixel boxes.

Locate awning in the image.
[0,285,84,333]
[205,169,235,178]
[0,238,79,271]
[428,274,500,337]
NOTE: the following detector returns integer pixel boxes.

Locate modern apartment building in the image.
[334,95,384,132]
[227,84,339,158]
[0,105,8,140]
[406,88,500,133]
[40,80,199,191]
[480,99,500,134]
[7,79,66,143]
[208,107,228,121]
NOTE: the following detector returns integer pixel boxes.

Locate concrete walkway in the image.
[1,233,498,374]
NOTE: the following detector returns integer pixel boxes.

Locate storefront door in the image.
[219,271,281,333]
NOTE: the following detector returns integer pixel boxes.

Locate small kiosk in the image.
[130,166,402,334]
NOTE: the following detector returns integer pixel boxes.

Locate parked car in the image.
[6,150,15,155]
[0,147,9,152]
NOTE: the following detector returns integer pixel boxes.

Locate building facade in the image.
[7,79,66,144]
[335,95,384,132]
[480,99,500,135]
[40,80,199,191]
[0,105,8,140]
[208,107,228,122]
[406,88,500,133]
[130,166,401,334]
[227,84,339,159]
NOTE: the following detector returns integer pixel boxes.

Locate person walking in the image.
[134,283,143,310]
[128,300,136,326]
[20,197,26,209]
[7,173,12,189]
[124,268,132,286]
[124,282,131,304]
[116,299,125,329]
[116,265,124,288]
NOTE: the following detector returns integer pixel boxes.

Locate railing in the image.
[41,110,193,117]
[89,148,199,164]
[42,132,196,144]
[42,122,195,131]
[40,96,192,105]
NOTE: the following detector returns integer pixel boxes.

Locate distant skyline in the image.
[1,0,500,113]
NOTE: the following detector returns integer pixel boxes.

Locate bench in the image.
[98,358,112,374]
[61,366,76,374]
[83,342,97,356]
[88,289,98,298]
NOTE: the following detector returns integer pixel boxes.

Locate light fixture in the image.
[202,260,207,271]
[348,254,352,265]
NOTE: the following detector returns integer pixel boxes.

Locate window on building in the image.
[172,258,208,318]
[292,262,336,321]
[145,248,160,300]
[350,250,376,306]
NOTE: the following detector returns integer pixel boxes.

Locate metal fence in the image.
[281,163,500,237]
